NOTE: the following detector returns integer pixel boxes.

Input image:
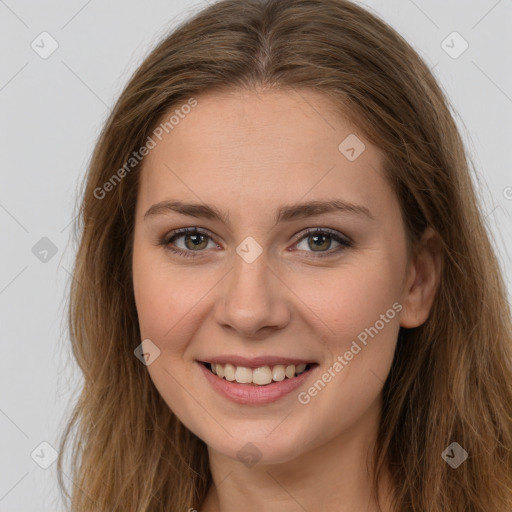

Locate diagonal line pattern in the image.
[471,0,504,30]
[60,216,76,234]
[407,0,439,29]
[62,470,103,511]
[0,62,29,93]
[265,470,310,511]
[0,265,29,296]
[163,162,204,202]
[0,408,29,439]
[61,61,109,108]
[0,0,29,28]
[0,203,29,232]
[59,265,88,296]
[0,472,30,502]
[61,0,94,29]
[264,410,293,438]
[472,61,512,105]
[215,469,233,487]
[291,86,337,131]
[368,367,385,384]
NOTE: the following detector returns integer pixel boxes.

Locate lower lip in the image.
[197,362,317,405]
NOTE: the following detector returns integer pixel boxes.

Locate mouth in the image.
[200,361,318,386]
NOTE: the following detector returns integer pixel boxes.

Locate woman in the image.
[57,0,512,510]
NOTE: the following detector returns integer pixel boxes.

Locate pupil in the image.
[187,234,206,249]
[310,235,329,251]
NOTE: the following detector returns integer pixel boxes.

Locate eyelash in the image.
[160,227,353,259]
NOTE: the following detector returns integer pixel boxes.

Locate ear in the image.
[400,227,442,328]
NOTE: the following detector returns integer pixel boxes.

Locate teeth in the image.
[296,363,307,374]
[234,366,252,384]
[252,366,273,385]
[285,365,296,378]
[215,364,225,378]
[272,364,286,382]
[208,362,311,385]
[223,363,236,381]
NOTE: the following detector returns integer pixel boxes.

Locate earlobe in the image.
[399,227,442,328]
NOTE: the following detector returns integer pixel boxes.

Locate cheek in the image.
[133,245,181,341]
[292,265,401,431]
[132,246,215,350]
[289,253,403,399]
[132,248,205,423]
[295,261,401,339]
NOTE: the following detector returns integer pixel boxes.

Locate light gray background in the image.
[1,1,511,510]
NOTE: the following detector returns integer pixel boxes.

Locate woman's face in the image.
[132,88,428,465]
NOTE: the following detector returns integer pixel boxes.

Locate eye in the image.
[160,227,218,258]
[160,227,352,258]
[291,227,353,257]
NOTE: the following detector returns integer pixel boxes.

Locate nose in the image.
[213,248,291,338]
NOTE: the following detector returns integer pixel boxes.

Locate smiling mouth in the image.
[201,361,318,386]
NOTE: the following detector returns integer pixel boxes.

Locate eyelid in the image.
[290,227,352,246]
[162,227,218,249]
[161,226,352,258]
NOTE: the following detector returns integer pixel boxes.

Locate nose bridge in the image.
[232,244,271,297]
[214,241,289,335]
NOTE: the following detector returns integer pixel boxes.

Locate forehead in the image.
[136,88,391,221]
[146,87,363,164]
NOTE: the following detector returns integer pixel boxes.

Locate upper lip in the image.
[198,355,316,369]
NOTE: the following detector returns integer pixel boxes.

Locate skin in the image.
[132,88,441,512]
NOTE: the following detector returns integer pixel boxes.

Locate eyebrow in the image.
[144,198,374,225]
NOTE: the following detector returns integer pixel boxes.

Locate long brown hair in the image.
[57,0,512,510]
